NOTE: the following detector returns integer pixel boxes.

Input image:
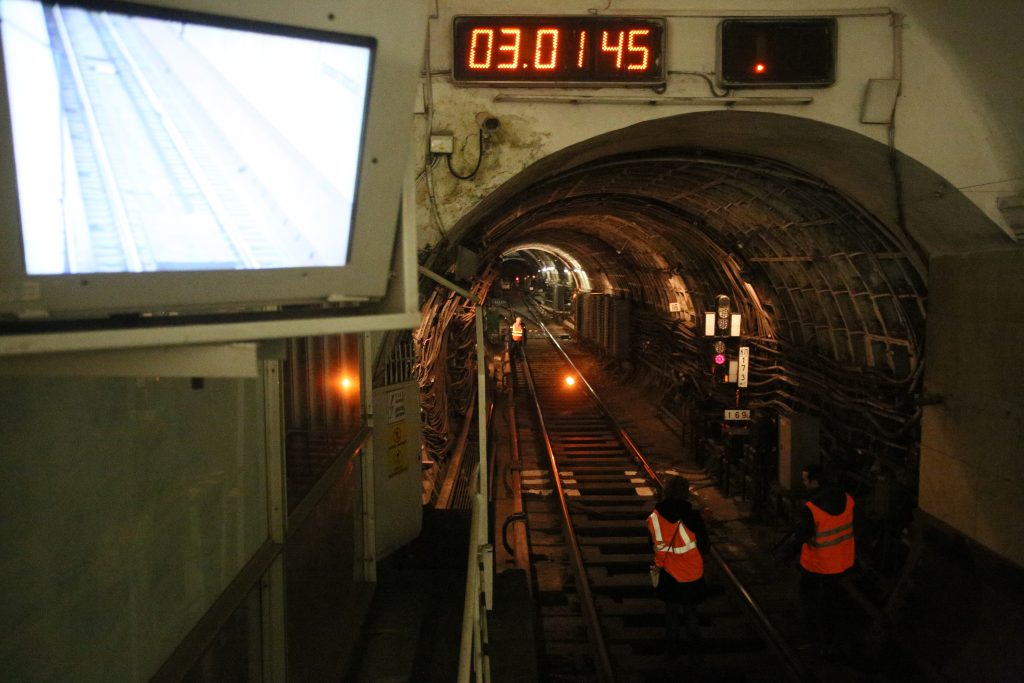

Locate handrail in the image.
[458,490,492,683]
[421,264,494,682]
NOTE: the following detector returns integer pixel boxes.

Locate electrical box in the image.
[430,134,454,154]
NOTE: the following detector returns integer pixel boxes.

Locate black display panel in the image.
[452,16,664,85]
[719,18,836,87]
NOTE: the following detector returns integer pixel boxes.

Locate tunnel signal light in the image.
[564,375,576,387]
[754,62,767,74]
[713,340,727,365]
[705,294,741,338]
[715,295,731,336]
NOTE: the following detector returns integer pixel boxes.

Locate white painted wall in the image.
[921,249,1024,567]
[417,0,1024,246]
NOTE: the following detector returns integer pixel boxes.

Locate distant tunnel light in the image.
[337,375,357,393]
[754,62,767,74]
[564,375,576,387]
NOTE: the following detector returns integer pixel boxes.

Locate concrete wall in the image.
[419,0,1024,248]
[0,374,268,681]
[920,249,1024,567]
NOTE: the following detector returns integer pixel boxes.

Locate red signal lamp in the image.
[714,353,727,366]
[564,375,576,387]
[754,62,767,74]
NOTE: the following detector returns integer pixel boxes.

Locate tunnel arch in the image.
[416,110,1011,476]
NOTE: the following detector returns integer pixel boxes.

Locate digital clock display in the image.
[452,16,665,85]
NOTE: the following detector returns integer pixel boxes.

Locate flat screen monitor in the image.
[0,0,420,329]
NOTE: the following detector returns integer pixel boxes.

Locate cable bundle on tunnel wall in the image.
[412,274,489,460]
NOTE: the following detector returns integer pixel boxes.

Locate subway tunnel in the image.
[415,109,1006,502]
[402,109,1022,679]
[2,1,1023,681]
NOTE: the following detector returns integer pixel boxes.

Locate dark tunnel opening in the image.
[413,148,928,578]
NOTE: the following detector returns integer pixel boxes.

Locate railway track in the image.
[511,319,812,683]
[45,4,289,273]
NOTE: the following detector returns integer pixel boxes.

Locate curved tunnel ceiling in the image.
[417,112,1003,462]
[478,148,927,378]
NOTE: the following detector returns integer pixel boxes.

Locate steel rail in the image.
[52,5,143,272]
[520,352,617,683]
[535,319,813,682]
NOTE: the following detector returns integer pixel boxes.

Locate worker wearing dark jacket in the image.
[776,463,855,656]
[646,476,711,663]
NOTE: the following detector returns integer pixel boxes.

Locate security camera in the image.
[475,112,501,132]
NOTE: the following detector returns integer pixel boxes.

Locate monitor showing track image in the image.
[0,0,420,332]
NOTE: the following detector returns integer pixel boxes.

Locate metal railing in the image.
[457,485,493,683]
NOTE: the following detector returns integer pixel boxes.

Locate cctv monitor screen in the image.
[1,0,372,275]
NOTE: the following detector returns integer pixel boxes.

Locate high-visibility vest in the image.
[647,509,703,583]
[800,494,855,574]
[511,321,524,342]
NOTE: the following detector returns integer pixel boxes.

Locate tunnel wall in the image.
[920,248,1024,568]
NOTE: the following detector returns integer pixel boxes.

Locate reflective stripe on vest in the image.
[800,494,855,575]
[511,322,523,341]
[647,510,703,583]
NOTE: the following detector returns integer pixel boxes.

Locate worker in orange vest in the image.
[775,463,855,656]
[508,316,526,361]
[646,475,710,666]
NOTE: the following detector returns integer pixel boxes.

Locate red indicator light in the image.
[754,62,767,74]
[714,353,727,365]
[577,30,587,67]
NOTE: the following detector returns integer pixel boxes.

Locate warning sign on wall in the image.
[387,390,406,424]
[386,423,408,478]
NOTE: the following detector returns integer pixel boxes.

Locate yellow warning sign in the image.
[387,423,407,478]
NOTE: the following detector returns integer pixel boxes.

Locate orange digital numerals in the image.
[467,25,651,72]
[468,27,557,70]
[600,29,651,70]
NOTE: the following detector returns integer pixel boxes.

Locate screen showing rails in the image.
[452,16,665,85]
[1,0,373,275]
